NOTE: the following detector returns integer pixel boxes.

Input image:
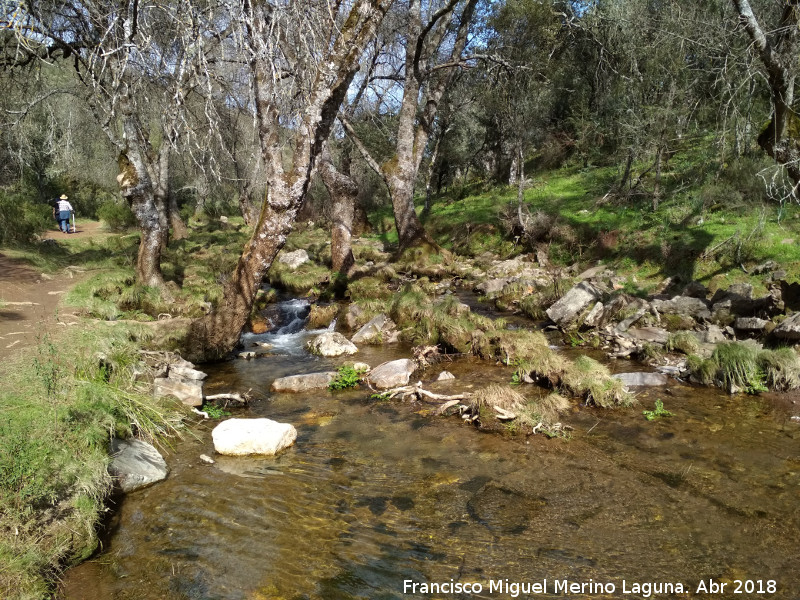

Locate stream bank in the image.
[59,292,800,599]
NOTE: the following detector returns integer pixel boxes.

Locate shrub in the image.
[0,188,51,244]
[97,199,136,230]
[328,365,366,391]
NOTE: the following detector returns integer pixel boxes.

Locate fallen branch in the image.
[377,381,472,406]
[205,390,250,405]
[492,405,517,420]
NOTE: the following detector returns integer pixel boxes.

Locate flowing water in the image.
[60,300,800,599]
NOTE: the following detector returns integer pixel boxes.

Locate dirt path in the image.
[0,222,109,362]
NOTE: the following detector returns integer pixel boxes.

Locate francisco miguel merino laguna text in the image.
[403,578,691,597]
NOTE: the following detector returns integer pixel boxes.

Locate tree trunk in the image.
[732,0,800,192]
[516,145,525,225]
[193,0,390,359]
[652,145,663,212]
[117,110,166,289]
[319,146,356,275]
[238,183,260,227]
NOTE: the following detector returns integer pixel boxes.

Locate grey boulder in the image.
[108,438,169,493]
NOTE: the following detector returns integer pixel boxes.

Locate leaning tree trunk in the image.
[192,0,391,359]
[319,146,356,275]
[198,186,301,355]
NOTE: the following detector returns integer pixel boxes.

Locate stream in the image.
[60,298,800,599]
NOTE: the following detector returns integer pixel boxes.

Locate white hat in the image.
[59,194,68,199]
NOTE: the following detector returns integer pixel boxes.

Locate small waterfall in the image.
[240,297,328,355]
[273,299,311,335]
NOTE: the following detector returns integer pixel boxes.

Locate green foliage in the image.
[562,356,632,408]
[347,276,394,301]
[758,347,800,391]
[712,342,766,394]
[97,198,136,230]
[0,187,52,245]
[328,365,367,391]
[687,354,717,386]
[202,403,231,419]
[0,324,185,596]
[643,399,674,421]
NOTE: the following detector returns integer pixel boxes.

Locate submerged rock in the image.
[271,371,338,392]
[368,359,417,389]
[436,370,456,381]
[612,372,670,387]
[108,438,169,493]
[307,332,358,357]
[212,418,297,456]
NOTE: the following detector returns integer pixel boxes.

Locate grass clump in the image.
[390,286,477,353]
[758,347,800,391]
[711,342,766,394]
[268,261,330,294]
[562,356,632,408]
[687,354,717,386]
[328,365,367,391]
[666,331,700,355]
[347,276,395,302]
[517,393,572,437]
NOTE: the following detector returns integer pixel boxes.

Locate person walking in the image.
[55,194,74,234]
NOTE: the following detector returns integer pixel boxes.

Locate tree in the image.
[343,0,480,250]
[195,0,392,357]
[5,0,216,286]
[731,0,800,197]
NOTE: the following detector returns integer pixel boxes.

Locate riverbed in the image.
[60,309,800,599]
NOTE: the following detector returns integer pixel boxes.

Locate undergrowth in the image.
[0,324,186,598]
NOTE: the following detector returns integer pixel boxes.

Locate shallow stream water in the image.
[60,300,800,599]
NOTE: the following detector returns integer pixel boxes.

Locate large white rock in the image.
[212,418,297,456]
[307,331,358,356]
[108,438,169,492]
[367,359,417,389]
[278,249,309,269]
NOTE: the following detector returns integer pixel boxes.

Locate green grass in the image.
[421,140,800,289]
[0,325,186,598]
[686,341,798,394]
